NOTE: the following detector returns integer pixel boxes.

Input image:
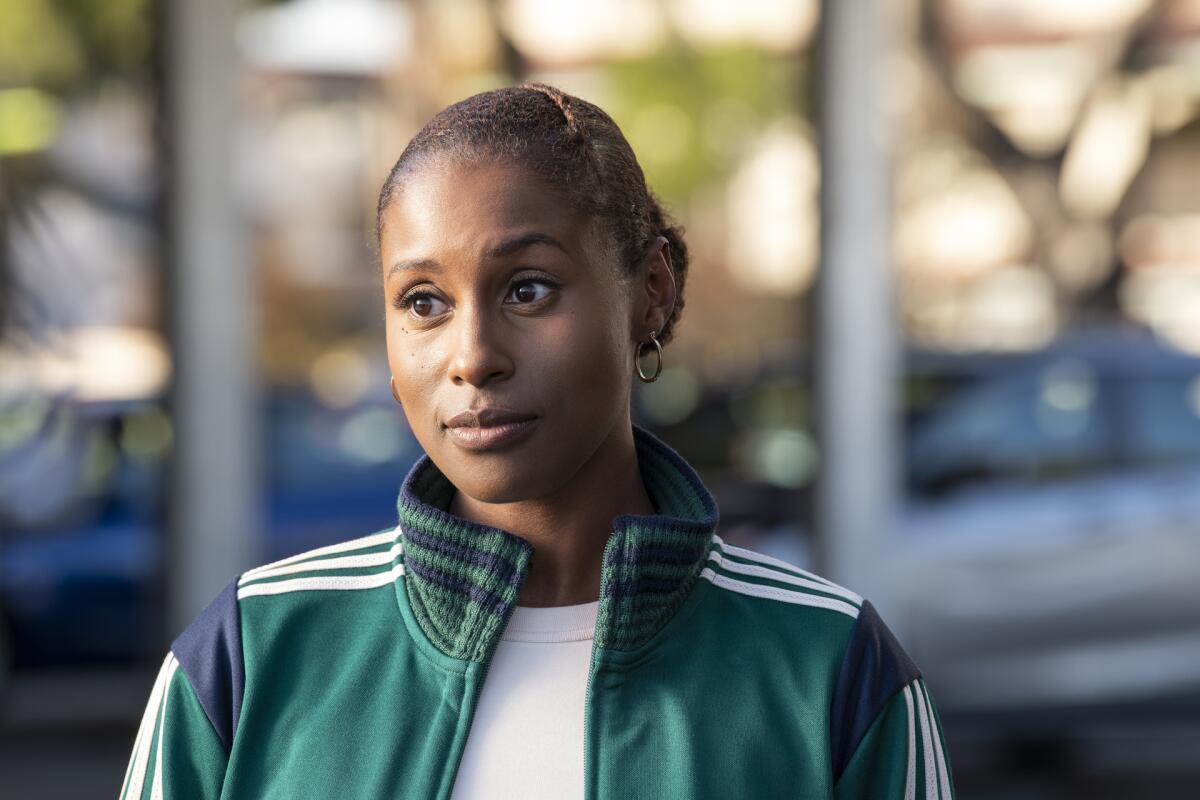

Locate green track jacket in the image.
[121,424,955,799]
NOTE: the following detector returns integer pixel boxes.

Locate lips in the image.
[442,406,540,452]
[444,407,538,429]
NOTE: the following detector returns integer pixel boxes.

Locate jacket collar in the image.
[396,423,720,661]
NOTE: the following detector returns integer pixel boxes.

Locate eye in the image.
[506,279,555,305]
[395,290,448,318]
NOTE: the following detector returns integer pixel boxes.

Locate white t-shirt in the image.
[448,599,600,800]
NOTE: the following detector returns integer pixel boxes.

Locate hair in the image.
[375,82,689,346]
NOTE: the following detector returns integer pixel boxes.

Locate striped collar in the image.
[395,423,720,661]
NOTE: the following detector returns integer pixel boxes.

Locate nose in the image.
[446,302,514,388]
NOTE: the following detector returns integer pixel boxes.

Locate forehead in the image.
[379,159,601,267]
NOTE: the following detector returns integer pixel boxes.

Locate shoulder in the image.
[170,577,243,752]
[701,533,863,624]
[169,526,404,749]
[233,527,403,601]
[700,534,921,774]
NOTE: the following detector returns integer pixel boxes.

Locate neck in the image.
[448,423,656,607]
[396,422,720,657]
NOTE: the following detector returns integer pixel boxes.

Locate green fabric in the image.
[120,425,954,798]
[120,661,227,800]
[922,681,957,799]
[594,438,716,651]
[587,579,856,798]
[834,680,955,800]
[397,467,534,662]
[834,687,910,799]
[230,585,475,798]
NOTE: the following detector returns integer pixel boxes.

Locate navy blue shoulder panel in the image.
[829,599,921,782]
[170,576,245,753]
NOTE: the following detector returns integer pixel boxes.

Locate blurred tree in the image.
[0,0,151,91]
[0,0,153,341]
[603,43,809,203]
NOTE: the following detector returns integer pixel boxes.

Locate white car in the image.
[894,329,1200,716]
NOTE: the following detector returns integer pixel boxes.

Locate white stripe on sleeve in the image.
[240,543,403,584]
[240,529,399,580]
[118,698,149,798]
[913,678,939,799]
[697,568,861,618]
[919,680,952,800]
[237,562,406,599]
[902,684,916,800]
[122,653,175,800]
[150,655,180,800]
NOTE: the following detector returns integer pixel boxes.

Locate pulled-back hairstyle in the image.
[375,82,689,346]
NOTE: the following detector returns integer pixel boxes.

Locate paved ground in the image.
[2,726,135,800]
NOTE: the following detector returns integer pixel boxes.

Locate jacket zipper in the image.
[447,602,520,800]
[582,634,600,800]
[452,561,606,800]
[584,531,619,800]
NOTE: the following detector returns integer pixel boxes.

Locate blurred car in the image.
[653,327,1200,725]
[0,388,419,678]
[894,327,1200,719]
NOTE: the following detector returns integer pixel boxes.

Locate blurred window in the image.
[0,399,167,534]
[1120,374,1200,466]
[908,358,1116,496]
[266,392,414,493]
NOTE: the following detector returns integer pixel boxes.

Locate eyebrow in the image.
[387,232,567,280]
[486,232,567,260]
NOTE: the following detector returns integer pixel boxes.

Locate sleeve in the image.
[833,676,954,800]
[829,601,955,800]
[119,576,245,799]
[118,653,228,800]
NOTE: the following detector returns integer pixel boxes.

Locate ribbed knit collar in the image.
[395,423,720,661]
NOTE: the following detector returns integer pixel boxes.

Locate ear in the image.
[634,235,677,341]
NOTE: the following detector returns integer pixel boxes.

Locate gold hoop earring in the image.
[390,376,403,405]
[635,330,663,383]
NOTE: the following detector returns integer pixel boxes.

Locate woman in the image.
[121,83,954,799]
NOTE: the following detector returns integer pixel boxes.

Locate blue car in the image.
[0,389,421,675]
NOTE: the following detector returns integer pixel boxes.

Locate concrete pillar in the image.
[813,0,900,611]
[163,0,260,634]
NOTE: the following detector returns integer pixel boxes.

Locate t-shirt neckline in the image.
[502,600,600,643]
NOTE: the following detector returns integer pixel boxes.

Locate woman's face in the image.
[379,159,653,503]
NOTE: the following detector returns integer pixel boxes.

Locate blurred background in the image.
[2,0,1200,797]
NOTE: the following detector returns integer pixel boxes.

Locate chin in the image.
[449,461,553,505]
[438,443,562,505]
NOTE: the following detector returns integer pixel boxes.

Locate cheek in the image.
[385,320,437,397]
[538,305,631,406]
